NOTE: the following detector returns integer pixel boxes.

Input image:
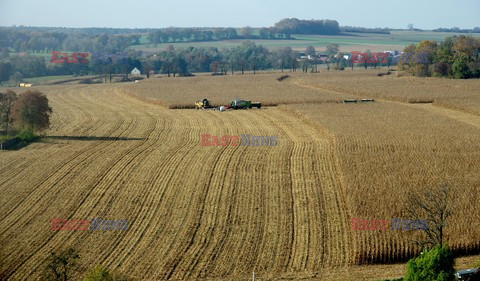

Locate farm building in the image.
[130,67,141,75]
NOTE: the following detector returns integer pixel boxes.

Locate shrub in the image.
[404,245,455,281]
[17,128,38,142]
[277,75,290,81]
[79,79,93,84]
[84,265,130,281]
[84,265,112,281]
[0,135,14,142]
[378,71,392,77]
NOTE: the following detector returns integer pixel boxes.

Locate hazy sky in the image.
[0,0,478,29]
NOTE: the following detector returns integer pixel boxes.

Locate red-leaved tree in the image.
[12,90,52,132]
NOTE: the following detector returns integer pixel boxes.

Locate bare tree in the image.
[405,184,453,249]
[144,61,153,78]
[44,248,80,281]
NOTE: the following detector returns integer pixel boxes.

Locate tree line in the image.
[1,35,478,83]
[1,18,341,55]
[399,35,480,78]
[0,41,303,82]
[274,18,340,38]
[0,28,140,54]
[148,27,239,44]
[433,27,480,33]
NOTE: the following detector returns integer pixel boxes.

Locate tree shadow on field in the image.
[44,135,145,141]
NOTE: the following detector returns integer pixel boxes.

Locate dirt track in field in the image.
[0,84,351,280]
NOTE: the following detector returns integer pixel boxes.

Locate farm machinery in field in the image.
[194,98,262,111]
[195,99,216,110]
[229,98,261,109]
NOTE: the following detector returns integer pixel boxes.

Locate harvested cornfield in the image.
[1,71,479,280]
[117,73,356,108]
[292,70,480,116]
[284,101,480,264]
[0,84,351,280]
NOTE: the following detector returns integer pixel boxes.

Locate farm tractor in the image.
[195,99,216,110]
[229,98,261,109]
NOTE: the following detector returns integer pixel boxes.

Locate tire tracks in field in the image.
[163,113,234,280]
[20,91,168,278]
[107,108,199,275]
[0,89,143,278]
[2,85,353,280]
[264,108,352,268]
[109,103,219,278]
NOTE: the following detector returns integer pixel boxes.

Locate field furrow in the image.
[0,83,351,280]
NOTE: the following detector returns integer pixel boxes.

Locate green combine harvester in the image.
[230,98,261,109]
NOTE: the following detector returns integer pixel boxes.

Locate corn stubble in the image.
[285,102,480,264]
[1,71,478,280]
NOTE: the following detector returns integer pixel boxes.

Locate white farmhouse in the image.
[130,67,141,75]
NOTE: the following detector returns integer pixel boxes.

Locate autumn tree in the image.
[326,43,339,55]
[259,27,270,39]
[0,90,17,134]
[210,61,220,74]
[452,35,480,78]
[433,61,451,77]
[436,37,455,64]
[413,40,438,76]
[453,35,480,60]
[363,49,372,69]
[401,36,480,78]
[452,54,471,79]
[12,90,52,133]
[273,47,296,72]
[305,46,316,56]
[239,26,253,38]
[398,44,416,72]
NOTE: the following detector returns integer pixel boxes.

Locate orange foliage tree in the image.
[12,90,52,133]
